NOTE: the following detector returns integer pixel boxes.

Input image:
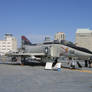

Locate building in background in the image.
[55,32,65,42]
[75,29,92,51]
[0,34,17,55]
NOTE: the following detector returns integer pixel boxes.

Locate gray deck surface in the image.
[0,61,92,92]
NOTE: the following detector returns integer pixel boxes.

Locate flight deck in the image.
[0,60,92,92]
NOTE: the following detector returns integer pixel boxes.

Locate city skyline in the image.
[0,0,92,43]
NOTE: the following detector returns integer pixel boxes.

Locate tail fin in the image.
[21,36,32,45]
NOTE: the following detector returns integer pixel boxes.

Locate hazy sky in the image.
[0,0,92,43]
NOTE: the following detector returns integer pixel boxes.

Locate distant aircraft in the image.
[7,36,92,68]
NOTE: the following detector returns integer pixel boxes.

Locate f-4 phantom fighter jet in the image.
[8,36,92,68]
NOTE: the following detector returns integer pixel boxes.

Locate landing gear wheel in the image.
[21,57,26,65]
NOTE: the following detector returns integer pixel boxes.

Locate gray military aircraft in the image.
[8,36,92,68]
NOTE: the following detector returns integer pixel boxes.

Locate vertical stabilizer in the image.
[21,36,32,46]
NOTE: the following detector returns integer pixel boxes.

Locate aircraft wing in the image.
[7,52,45,57]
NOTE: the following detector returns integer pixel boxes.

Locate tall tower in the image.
[75,29,92,51]
[0,34,17,55]
[55,32,65,42]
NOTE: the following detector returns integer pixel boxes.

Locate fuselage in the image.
[23,43,92,60]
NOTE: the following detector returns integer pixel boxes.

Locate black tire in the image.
[21,57,26,65]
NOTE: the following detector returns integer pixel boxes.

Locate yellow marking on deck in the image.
[63,68,92,74]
